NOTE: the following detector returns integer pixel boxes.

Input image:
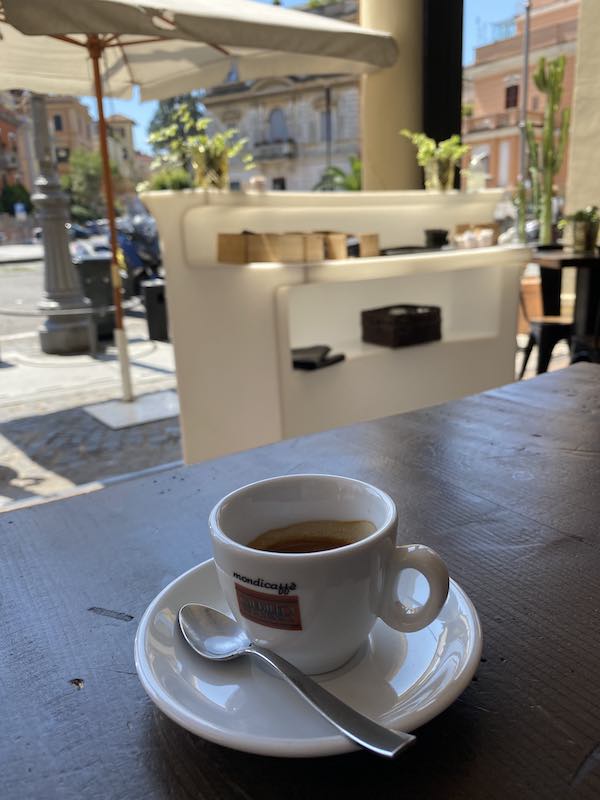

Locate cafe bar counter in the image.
[142,188,530,464]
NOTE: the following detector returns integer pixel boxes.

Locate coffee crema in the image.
[247,519,376,554]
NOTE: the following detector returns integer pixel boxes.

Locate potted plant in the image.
[148,105,255,190]
[400,130,469,191]
[525,55,570,246]
[313,156,362,191]
[559,206,599,253]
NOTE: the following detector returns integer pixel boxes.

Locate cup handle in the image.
[379,544,450,633]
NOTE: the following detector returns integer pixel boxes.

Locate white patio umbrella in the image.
[0,0,397,400]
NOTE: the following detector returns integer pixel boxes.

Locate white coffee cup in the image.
[209,474,450,674]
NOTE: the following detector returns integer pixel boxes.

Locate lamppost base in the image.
[38,315,91,355]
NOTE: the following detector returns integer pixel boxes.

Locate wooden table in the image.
[1,364,600,800]
[533,249,600,360]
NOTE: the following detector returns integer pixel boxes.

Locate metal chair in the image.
[518,278,573,379]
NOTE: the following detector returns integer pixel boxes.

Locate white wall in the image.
[566,0,600,211]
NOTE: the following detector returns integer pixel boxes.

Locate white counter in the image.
[142,189,530,464]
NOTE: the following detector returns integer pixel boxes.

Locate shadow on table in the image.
[0,405,182,488]
[149,702,483,799]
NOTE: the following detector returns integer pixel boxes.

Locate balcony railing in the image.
[253,140,298,161]
[463,109,544,134]
[474,19,578,65]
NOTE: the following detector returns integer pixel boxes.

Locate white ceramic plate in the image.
[134,559,482,758]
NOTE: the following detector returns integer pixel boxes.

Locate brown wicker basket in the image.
[361,304,441,348]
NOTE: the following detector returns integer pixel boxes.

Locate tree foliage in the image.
[0,182,32,215]
[61,148,120,221]
[148,94,204,167]
[148,167,193,191]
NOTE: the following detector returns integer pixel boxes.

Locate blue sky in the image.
[80,0,523,154]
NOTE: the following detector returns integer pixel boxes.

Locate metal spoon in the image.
[178,603,416,758]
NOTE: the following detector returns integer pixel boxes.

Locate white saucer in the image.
[134,559,482,758]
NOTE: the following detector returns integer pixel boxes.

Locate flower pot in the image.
[424,159,456,192]
[437,158,456,192]
[572,220,599,253]
[196,150,229,190]
[424,162,440,191]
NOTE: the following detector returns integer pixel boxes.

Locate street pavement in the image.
[0,260,47,336]
[0,243,44,264]
[0,301,181,510]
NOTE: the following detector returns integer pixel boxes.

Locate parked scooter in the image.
[117,215,161,296]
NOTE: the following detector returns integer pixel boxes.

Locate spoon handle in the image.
[246,645,415,758]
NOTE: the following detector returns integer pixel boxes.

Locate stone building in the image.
[463,0,579,190]
[106,114,137,188]
[205,75,360,191]
[203,0,361,191]
[45,95,95,176]
[133,150,153,184]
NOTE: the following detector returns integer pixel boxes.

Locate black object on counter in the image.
[362,305,441,348]
[346,236,360,257]
[292,345,345,370]
[424,229,449,249]
[380,246,437,256]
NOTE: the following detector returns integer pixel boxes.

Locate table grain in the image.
[1,363,600,800]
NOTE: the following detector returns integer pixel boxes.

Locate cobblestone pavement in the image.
[0,316,181,510]
[0,404,181,508]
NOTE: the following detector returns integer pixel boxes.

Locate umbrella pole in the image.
[88,35,133,402]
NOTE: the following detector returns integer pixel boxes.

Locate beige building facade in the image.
[0,90,36,191]
[106,114,137,186]
[0,103,20,188]
[45,95,95,176]
[463,0,579,191]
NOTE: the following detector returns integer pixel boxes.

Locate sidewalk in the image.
[0,317,182,510]
[0,243,44,263]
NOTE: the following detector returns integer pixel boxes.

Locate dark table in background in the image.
[534,249,600,360]
[1,364,600,800]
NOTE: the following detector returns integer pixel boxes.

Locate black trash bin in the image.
[73,254,115,340]
[142,278,169,342]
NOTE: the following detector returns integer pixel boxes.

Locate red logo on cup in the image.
[235,583,302,630]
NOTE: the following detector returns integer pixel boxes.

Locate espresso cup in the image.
[209,474,449,674]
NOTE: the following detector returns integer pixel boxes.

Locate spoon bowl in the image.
[178,602,416,758]
[179,604,250,660]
